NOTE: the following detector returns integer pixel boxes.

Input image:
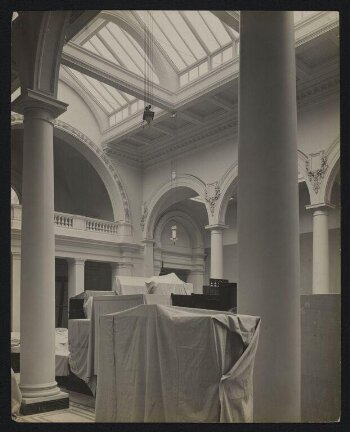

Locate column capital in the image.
[205,224,229,231]
[12,89,68,119]
[306,203,335,212]
[12,251,21,260]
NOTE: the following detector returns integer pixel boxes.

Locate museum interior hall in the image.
[9,9,341,424]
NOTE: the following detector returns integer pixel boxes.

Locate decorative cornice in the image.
[205,181,221,216]
[103,72,338,168]
[305,151,329,194]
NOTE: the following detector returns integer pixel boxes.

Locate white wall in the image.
[57,80,102,147]
[142,135,238,203]
[297,97,339,156]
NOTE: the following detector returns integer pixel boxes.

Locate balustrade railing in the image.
[11,205,118,236]
[54,213,74,228]
[85,218,118,234]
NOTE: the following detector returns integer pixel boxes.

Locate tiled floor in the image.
[15,389,95,423]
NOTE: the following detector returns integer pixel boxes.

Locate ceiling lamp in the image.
[143,104,155,126]
[142,11,155,128]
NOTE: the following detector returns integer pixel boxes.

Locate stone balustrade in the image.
[11,204,119,237]
[85,218,118,234]
[54,213,74,228]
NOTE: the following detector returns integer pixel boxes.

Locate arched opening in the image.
[11,128,115,221]
[54,137,114,220]
[153,209,206,292]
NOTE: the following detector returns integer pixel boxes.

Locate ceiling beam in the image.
[66,12,103,43]
[61,42,174,111]
[152,124,176,136]
[211,11,240,33]
[177,110,205,126]
[208,94,235,111]
[296,58,312,80]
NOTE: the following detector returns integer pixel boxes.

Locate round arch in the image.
[11,118,131,223]
[217,162,238,225]
[143,174,208,240]
[217,151,313,225]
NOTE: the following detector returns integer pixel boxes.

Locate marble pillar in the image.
[68,258,85,299]
[237,12,300,421]
[12,90,68,406]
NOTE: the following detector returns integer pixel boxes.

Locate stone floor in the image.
[14,388,95,423]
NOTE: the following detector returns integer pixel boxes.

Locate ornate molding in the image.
[140,203,148,232]
[306,151,329,194]
[205,181,221,216]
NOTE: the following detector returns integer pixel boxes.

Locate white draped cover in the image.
[11,329,70,377]
[114,273,193,296]
[114,276,148,295]
[95,304,260,423]
[68,294,171,393]
[11,369,22,416]
[145,273,193,295]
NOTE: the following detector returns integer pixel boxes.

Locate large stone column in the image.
[237,12,300,422]
[11,252,21,332]
[142,238,155,277]
[118,262,133,276]
[68,258,85,299]
[205,224,228,279]
[12,90,68,410]
[187,271,204,294]
[311,207,330,294]
[111,262,118,292]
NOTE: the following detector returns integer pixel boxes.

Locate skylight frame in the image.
[132,10,187,72]
[153,10,198,67]
[104,23,145,75]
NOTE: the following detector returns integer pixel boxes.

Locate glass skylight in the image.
[81,20,160,84]
[69,11,240,124]
[132,10,237,74]
[65,66,138,115]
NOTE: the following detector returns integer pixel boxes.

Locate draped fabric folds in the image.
[95,304,260,423]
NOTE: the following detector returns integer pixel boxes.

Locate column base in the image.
[20,391,69,416]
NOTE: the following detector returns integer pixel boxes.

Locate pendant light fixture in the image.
[142,11,155,128]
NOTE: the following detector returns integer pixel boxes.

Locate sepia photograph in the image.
[5,0,347,426]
